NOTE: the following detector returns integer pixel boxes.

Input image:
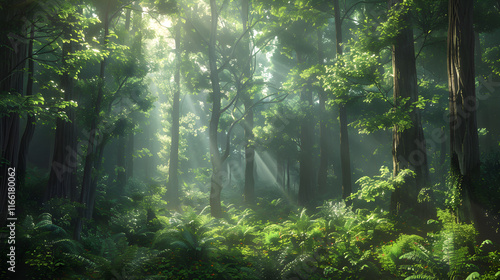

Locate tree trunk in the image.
[334,0,352,202]
[209,0,223,218]
[317,29,328,195]
[47,22,77,201]
[389,0,429,216]
[18,21,36,189]
[243,101,255,203]
[298,52,314,206]
[241,0,255,204]
[0,9,26,221]
[447,0,482,228]
[116,135,126,187]
[75,8,110,240]
[167,20,181,210]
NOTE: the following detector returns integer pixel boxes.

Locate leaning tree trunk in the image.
[334,0,352,202]
[389,0,429,217]
[447,0,483,230]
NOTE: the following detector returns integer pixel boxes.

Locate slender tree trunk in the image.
[241,0,255,204]
[116,136,126,187]
[334,0,352,202]
[87,139,107,220]
[298,52,314,206]
[167,21,181,210]
[243,100,255,203]
[317,29,328,195]
[18,21,36,188]
[287,159,291,194]
[47,20,78,201]
[75,8,110,240]
[209,0,223,218]
[126,120,134,180]
[389,0,429,216]
[447,0,482,228]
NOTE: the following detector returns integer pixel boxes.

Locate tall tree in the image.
[334,0,352,202]
[208,0,225,217]
[317,29,328,195]
[389,0,429,216]
[47,9,78,201]
[167,19,181,210]
[18,20,36,189]
[0,2,27,221]
[447,0,481,225]
[75,1,112,240]
[298,45,314,206]
[241,0,255,204]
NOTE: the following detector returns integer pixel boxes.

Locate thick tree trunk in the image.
[317,29,328,195]
[209,0,223,218]
[0,10,26,221]
[298,52,314,206]
[334,0,352,202]
[447,0,482,228]
[167,21,181,210]
[389,0,429,216]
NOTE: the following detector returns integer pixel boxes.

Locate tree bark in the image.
[447,0,482,227]
[389,0,429,216]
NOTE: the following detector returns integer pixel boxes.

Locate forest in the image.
[1,0,500,279]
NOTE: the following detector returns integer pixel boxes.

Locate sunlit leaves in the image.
[320,49,380,103]
[349,166,415,203]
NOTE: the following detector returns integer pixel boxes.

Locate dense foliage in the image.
[1,0,500,279]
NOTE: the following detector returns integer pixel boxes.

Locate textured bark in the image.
[209,0,223,218]
[334,0,352,202]
[447,0,481,226]
[389,0,429,216]
[317,29,328,195]
[167,21,181,210]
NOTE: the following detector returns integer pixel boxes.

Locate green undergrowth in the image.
[5,171,500,279]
